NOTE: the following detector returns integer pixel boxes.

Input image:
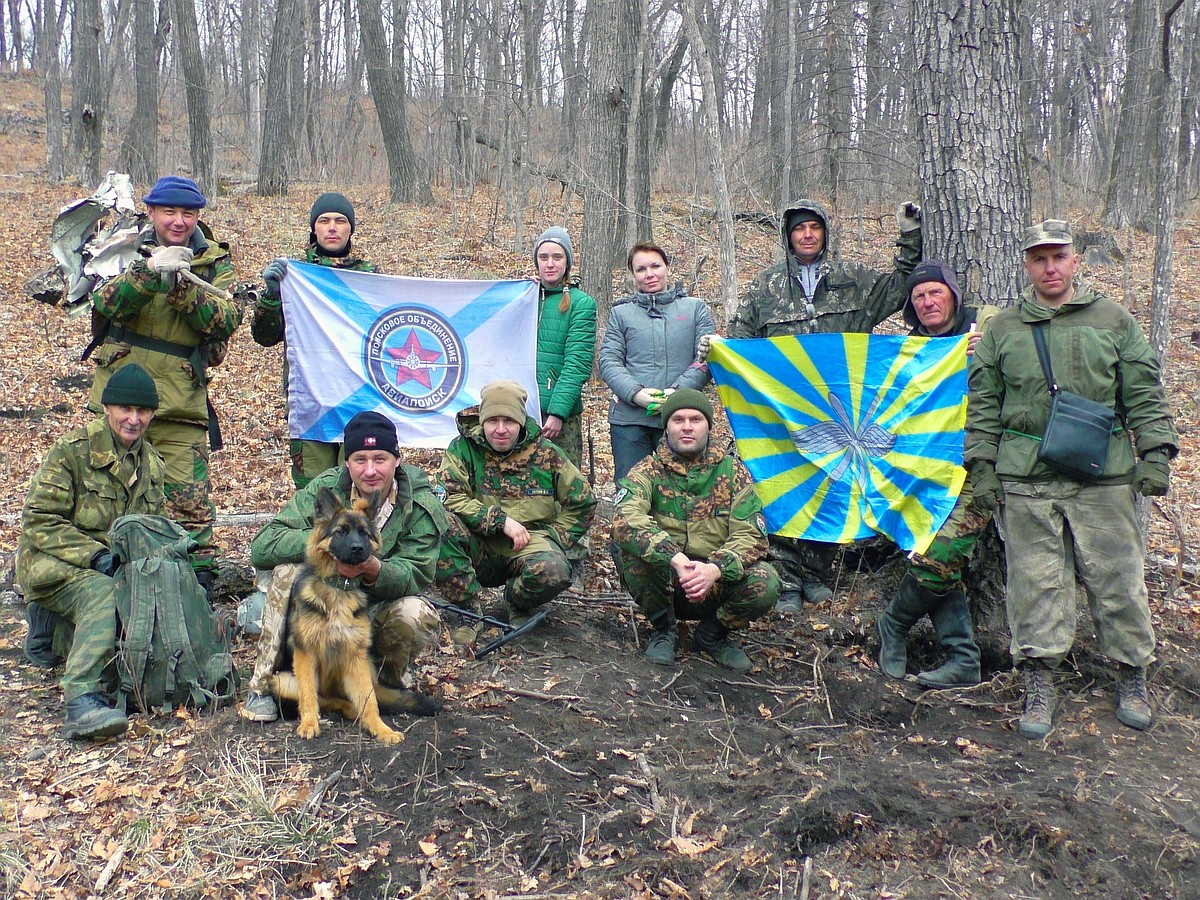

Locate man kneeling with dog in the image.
[241,411,445,733]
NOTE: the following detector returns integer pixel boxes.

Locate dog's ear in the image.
[360,488,388,521]
[313,486,340,521]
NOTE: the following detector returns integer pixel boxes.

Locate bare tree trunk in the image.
[621,0,651,251]
[168,0,216,198]
[680,0,736,316]
[241,0,261,156]
[41,0,65,181]
[69,0,103,185]
[820,0,851,208]
[911,0,1028,308]
[358,0,432,203]
[8,0,23,71]
[579,0,638,319]
[257,0,301,196]
[119,0,159,185]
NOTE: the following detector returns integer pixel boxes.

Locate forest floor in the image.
[3,72,1200,898]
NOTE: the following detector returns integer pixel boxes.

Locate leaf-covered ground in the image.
[3,73,1200,898]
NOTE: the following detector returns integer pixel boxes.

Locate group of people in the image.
[17,174,1178,745]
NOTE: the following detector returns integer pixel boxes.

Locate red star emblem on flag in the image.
[387,329,443,389]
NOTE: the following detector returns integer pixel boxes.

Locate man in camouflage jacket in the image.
[966,219,1177,739]
[253,192,378,489]
[437,380,595,638]
[18,364,166,740]
[240,411,445,723]
[724,198,921,611]
[612,389,779,673]
[86,176,242,578]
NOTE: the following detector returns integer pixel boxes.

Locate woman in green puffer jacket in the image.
[532,227,597,469]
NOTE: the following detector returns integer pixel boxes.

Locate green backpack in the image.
[109,515,238,713]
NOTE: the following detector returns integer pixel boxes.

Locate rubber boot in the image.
[916,590,982,688]
[692,617,752,673]
[876,574,934,679]
[644,610,678,667]
[24,602,65,668]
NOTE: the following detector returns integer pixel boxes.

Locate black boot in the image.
[24,602,65,669]
[692,617,752,673]
[644,610,678,666]
[877,574,934,679]
[916,589,982,688]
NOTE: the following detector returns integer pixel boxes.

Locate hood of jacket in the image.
[902,269,963,331]
[780,198,834,263]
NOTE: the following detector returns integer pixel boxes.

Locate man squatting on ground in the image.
[435,380,596,644]
[611,389,780,674]
[17,365,165,740]
[966,219,1177,738]
[240,411,445,723]
[722,199,921,612]
[85,175,242,590]
[253,192,378,490]
[876,261,999,689]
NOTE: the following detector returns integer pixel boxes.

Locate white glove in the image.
[897,202,922,232]
[147,245,194,275]
[632,388,664,409]
[696,333,717,361]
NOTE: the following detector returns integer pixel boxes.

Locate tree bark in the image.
[168,0,216,198]
[257,0,301,196]
[118,0,159,186]
[911,0,1029,308]
[41,0,65,181]
[680,0,737,316]
[358,0,433,203]
[69,0,103,185]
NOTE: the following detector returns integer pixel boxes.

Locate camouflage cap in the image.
[1021,219,1073,251]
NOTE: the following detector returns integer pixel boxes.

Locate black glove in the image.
[261,258,288,305]
[90,549,120,578]
[1133,452,1170,496]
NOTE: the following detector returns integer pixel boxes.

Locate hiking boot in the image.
[1018,661,1056,739]
[62,693,128,741]
[877,574,934,680]
[692,618,753,674]
[24,602,64,669]
[239,691,279,723]
[645,628,678,666]
[802,582,834,604]
[916,589,981,689]
[452,623,481,646]
[1115,664,1152,731]
[775,590,804,615]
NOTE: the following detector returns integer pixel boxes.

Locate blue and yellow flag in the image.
[707,333,968,555]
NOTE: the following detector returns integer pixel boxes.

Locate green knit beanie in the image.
[101,364,159,409]
[660,389,713,427]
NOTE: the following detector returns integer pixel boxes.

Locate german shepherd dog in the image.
[268,487,426,744]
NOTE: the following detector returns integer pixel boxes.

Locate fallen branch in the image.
[94,842,126,893]
[498,685,583,704]
[636,753,663,815]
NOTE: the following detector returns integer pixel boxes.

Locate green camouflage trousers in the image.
[999,481,1155,668]
[619,553,779,630]
[554,413,584,470]
[907,479,991,593]
[31,570,117,703]
[245,563,441,695]
[147,419,218,571]
[289,439,341,491]
[436,514,571,614]
[767,535,839,592]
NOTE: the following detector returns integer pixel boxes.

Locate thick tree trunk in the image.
[911,0,1028,308]
[168,0,215,198]
[69,0,103,185]
[118,0,159,186]
[358,0,432,203]
[41,0,65,181]
[257,0,301,196]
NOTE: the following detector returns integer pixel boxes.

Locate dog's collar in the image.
[322,574,362,592]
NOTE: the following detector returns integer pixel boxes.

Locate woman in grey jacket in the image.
[598,241,715,481]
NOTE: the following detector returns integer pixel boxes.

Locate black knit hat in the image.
[310,192,356,237]
[101,364,159,409]
[343,411,398,457]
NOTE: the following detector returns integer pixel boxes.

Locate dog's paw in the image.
[377,728,404,745]
[297,721,321,740]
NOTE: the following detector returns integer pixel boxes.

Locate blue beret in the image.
[144,176,207,209]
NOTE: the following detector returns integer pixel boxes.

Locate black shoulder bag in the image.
[1031,323,1115,481]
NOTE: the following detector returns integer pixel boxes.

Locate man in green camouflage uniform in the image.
[722,198,922,611]
[612,389,779,673]
[253,193,378,489]
[877,261,999,689]
[86,176,242,582]
[437,380,596,639]
[18,365,166,740]
[240,411,446,723]
[966,220,1177,738]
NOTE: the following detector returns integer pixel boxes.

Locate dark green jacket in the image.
[537,282,597,420]
[438,409,596,551]
[88,222,241,425]
[729,198,921,337]
[611,441,769,582]
[250,463,444,602]
[965,282,1177,484]
[17,419,166,597]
